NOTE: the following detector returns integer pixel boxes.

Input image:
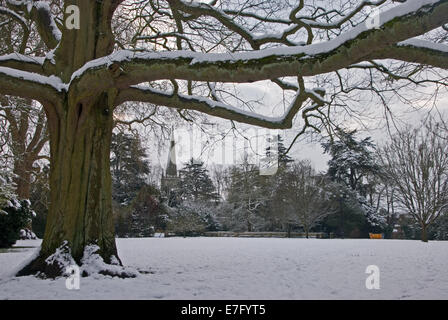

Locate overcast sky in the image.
[147,81,448,177]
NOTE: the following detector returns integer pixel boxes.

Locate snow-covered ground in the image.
[0,237,447,300]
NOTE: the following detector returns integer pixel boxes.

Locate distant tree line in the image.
[158,124,448,242]
[1,115,447,245]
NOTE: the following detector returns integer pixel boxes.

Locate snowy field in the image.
[0,237,447,300]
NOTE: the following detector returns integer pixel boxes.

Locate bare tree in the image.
[0,98,49,199]
[0,0,49,201]
[0,0,447,276]
[279,161,333,238]
[227,155,265,232]
[210,164,227,201]
[379,118,448,241]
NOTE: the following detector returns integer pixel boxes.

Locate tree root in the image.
[16,242,138,279]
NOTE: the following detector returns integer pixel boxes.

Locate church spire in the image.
[165,130,177,177]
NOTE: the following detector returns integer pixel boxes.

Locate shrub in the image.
[166,202,218,236]
[0,199,35,248]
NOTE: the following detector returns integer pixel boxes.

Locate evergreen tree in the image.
[178,158,218,202]
[260,135,293,231]
[110,132,150,205]
[320,181,371,238]
[0,171,16,210]
[263,134,293,174]
[129,185,167,237]
[322,129,379,195]
[277,135,294,167]
[0,172,35,247]
[167,201,220,236]
[321,129,385,230]
[429,213,448,240]
[114,206,131,238]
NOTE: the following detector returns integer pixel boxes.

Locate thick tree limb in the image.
[0,67,63,103]
[116,85,319,129]
[73,0,448,95]
[0,53,45,74]
[369,41,448,69]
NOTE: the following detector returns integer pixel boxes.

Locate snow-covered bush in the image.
[0,174,16,211]
[19,228,37,240]
[429,213,448,240]
[167,201,220,236]
[0,198,35,248]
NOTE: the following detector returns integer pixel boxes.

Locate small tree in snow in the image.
[281,161,334,238]
[227,157,266,232]
[379,119,448,242]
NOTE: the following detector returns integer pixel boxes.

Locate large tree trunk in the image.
[16,0,129,278]
[17,94,123,277]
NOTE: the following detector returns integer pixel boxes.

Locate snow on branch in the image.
[0,66,64,102]
[398,39,448,54]
[0,67,65,91]
[168,0,443,48]
[6,0,61,49]
[70,0,448,92]
[0,53,45,73]
[369,42,448,70]
[1,0,447,109]
[297,0,387,29]
[115,84,324,130]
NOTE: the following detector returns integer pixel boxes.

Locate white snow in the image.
[0,66,67,92]
[80,244,138,279]
[5,1,61,41]
[398,39,448,53]
[44,241,77,275]
[0,237,447,300]
[32,1,61,41]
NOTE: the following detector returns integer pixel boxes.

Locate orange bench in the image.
[369,233,383,239]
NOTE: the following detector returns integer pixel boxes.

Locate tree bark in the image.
[247,218,252,232]
[13,159,33,200]
[421,224,428,243]
[17,93,119,277]
[15,0,127,278]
